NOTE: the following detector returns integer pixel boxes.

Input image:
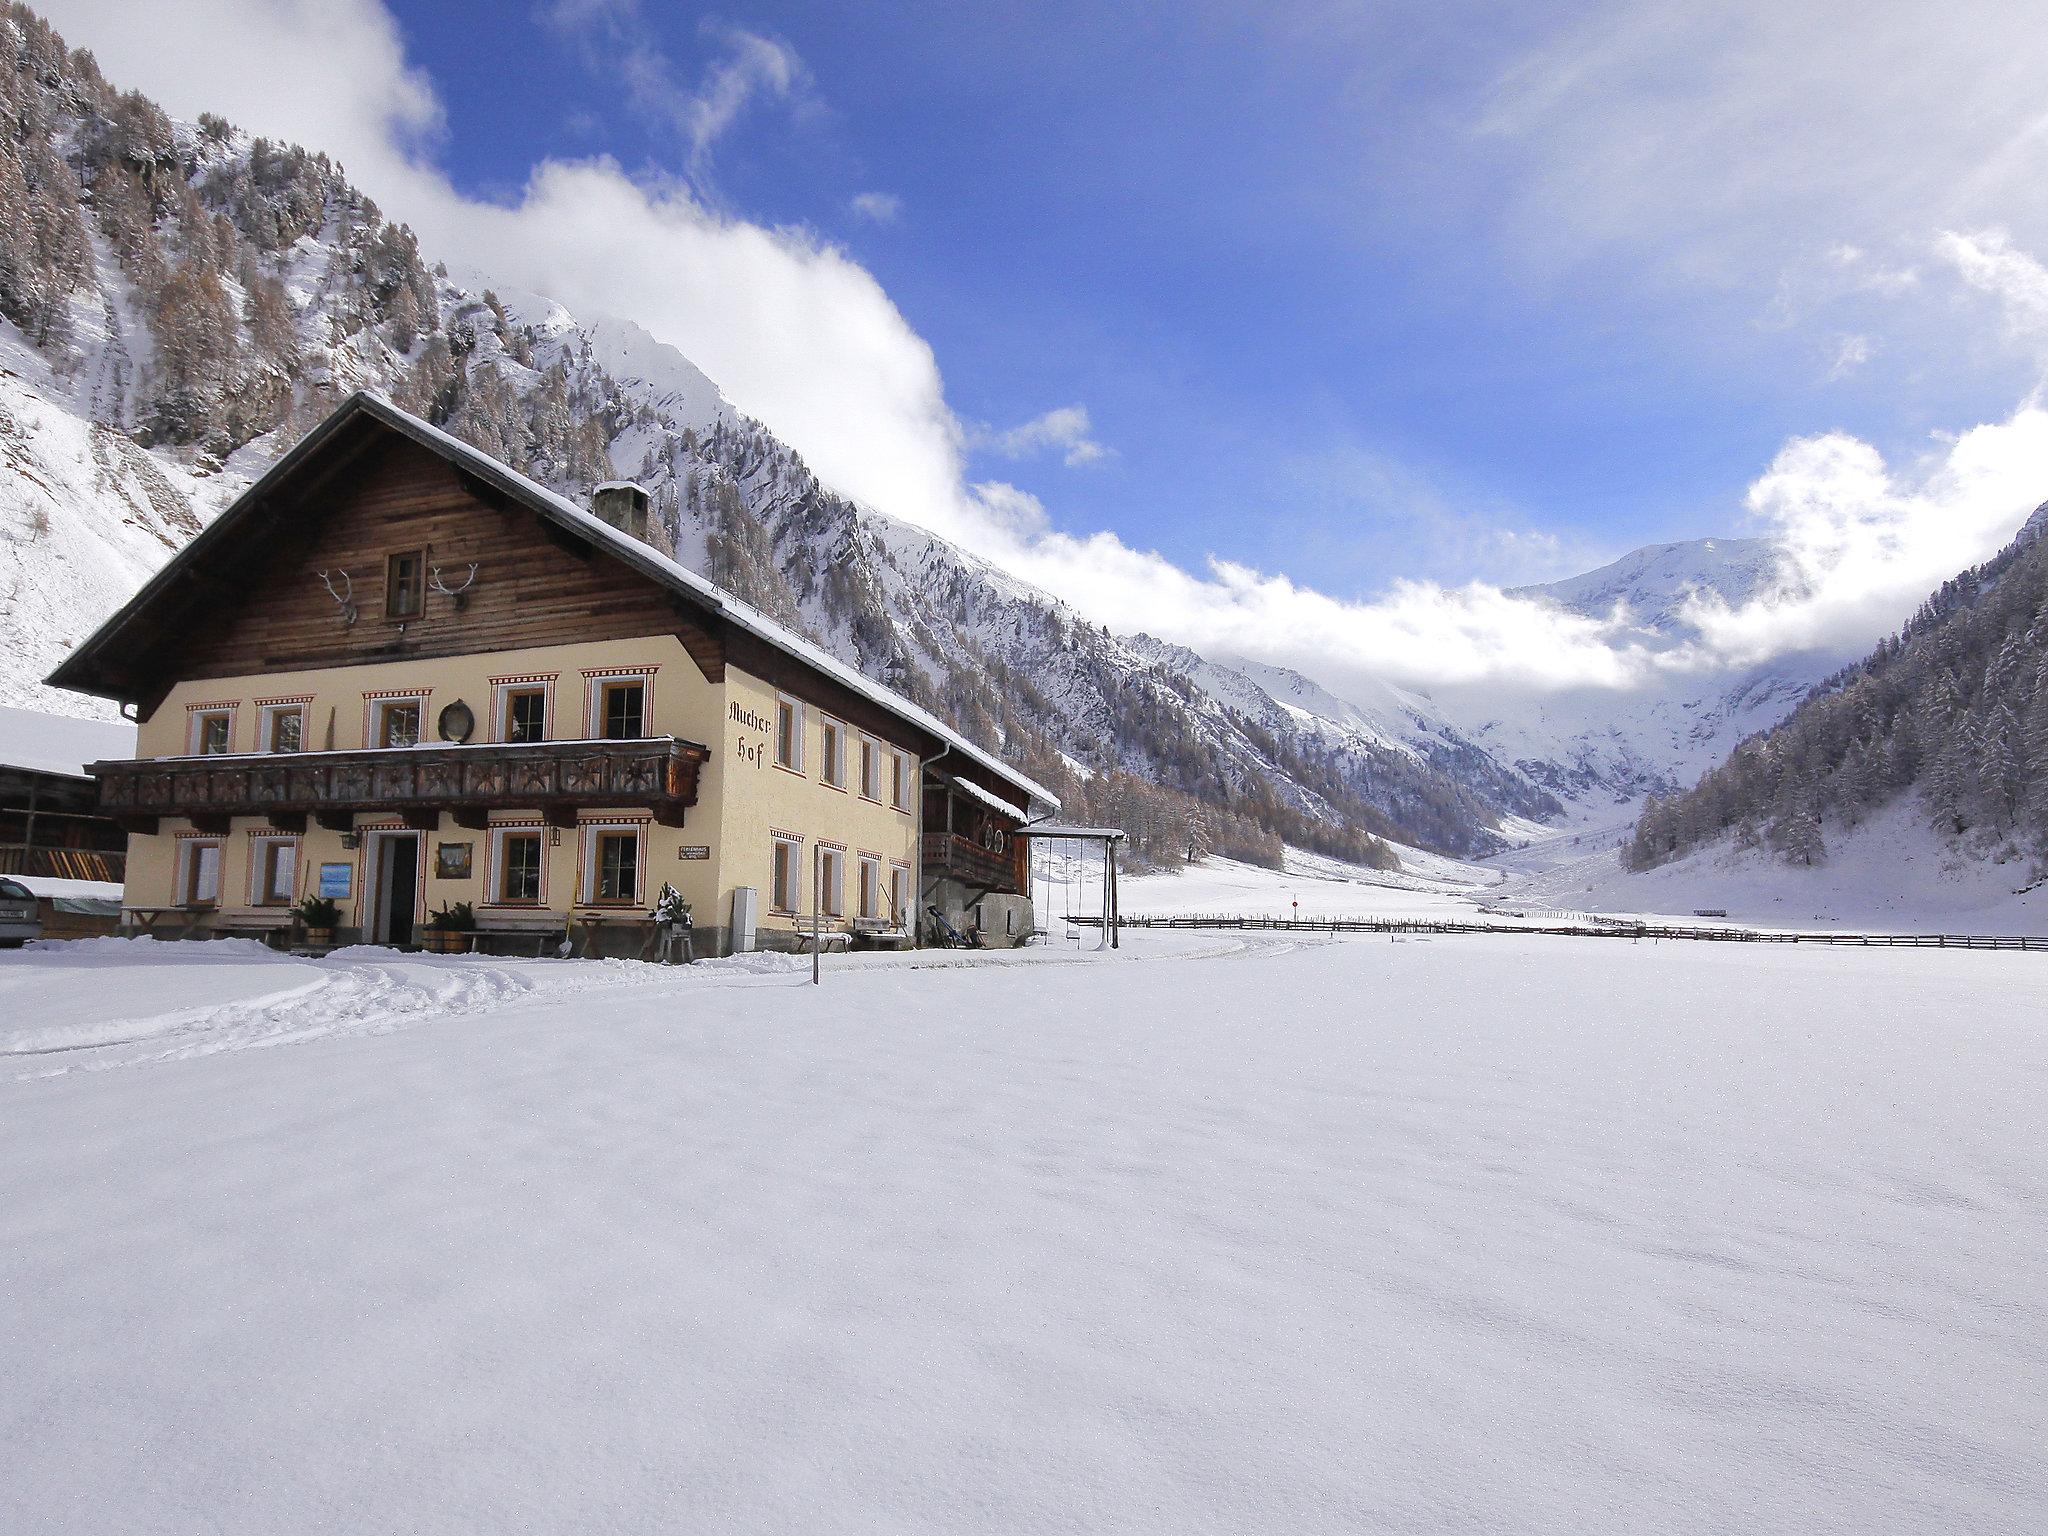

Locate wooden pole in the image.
[812,842,822,986]
[1107,837,1120,950]
[1097,838,1111,951]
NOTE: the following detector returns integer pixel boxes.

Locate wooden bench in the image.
[122,905,209,940]
[565,911,657,960]
[473,914,571,957]
[211,910,298,949]
[791,929,853,954]
[851,918,912,950]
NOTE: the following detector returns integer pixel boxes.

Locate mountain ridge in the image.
[0,2,1852,866]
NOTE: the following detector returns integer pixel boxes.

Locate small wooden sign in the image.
[678,845,711,860]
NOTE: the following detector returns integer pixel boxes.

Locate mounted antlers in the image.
[317,569,357,627]
[429,562,478,610]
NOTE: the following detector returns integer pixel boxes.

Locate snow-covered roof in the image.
[0,705,136,779]
[384,401,1056,814]
[1021,823,1127,841]
[943,774,1027,823]
[5,873,124,904]
[49,392,1056,815]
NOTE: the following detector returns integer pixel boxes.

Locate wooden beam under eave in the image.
[671,603,726,683]
[190,812,232,835]
[401,809,438,832]
[114,813,160,835]
[314,809,356,833]
[653,802,688,829]
[450,807,489,831]
[541,802,576,829]
[266,811,308,833]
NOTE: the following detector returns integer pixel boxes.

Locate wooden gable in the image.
[118,432,724,718]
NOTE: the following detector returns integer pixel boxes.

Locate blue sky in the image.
[382,0,2039,593]
[41,0,2048,693]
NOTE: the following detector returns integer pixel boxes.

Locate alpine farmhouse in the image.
[47,393,1052,955]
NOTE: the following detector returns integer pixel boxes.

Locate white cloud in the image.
[1475,1,2048,287]
[1279,440,1598,589]
[1680,406,2048,666]
[539,2,811,179]
[969,405,1111,468]
[1827,334,1871,380]
[1941,229,2048,343]
[849,191,902,224]
[33,0,2048,703]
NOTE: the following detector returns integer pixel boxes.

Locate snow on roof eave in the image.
[358,395,1060,814]
[1020,823,1127,841]
[943,774,1027,824]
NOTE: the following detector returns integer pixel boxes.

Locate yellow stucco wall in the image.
[121,636,922,949]
[717,664,919,942]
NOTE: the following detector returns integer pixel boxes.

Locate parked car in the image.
[0,876,41,948]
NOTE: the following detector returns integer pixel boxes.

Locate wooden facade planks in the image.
[146,437,725,707]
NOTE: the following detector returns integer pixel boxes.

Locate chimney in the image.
[591,481,652,544]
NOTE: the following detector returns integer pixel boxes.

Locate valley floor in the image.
[1106,802,2048,938]
[3,932,2044,1533]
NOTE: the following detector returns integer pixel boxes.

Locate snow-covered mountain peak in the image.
[1509,536,1790,641]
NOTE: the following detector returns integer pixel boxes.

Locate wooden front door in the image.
[368,832,422,947]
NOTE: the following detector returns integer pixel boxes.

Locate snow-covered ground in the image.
[3,931,2044,1532]
[1115,844,1498,922]
[1501,799,2048,936]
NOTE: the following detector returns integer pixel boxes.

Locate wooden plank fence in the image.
[1075,913,2048,952]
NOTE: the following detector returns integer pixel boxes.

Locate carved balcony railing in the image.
[922,831,1020,895]
[89,737,710,833]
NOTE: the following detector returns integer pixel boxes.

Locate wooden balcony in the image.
[923,831,1021,895]
[89,737,709,834]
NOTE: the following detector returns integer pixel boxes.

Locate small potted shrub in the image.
[423,900,476,954]
[292,895,342,948]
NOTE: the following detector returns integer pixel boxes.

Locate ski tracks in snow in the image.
[4,952,651,1078]
[3,928,1333,1080]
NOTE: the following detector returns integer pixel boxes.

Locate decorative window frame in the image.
[817,840,847,917]
[244,829,302,907]
[578,816,651,907]
[483,819,549,908]
[769,831,803,915]
[580,666,658,741]
[819,715,846,790]
[361,688,430,750]
[491,672,558,744]
[173,829,225,907]
[891,750,914,813]
[857,735,883,803]
[773,693,806,774]
[253,695,313,755]
[856,852,883,921]
[186,700,238,756]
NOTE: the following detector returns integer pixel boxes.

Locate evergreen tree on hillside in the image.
[1628,508,2048,872]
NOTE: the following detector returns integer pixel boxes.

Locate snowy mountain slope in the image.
[1419,536,1838,815]
[0,7,1842,861]
[1502,798,2048,935]
[1506,536,1791,638]
[0,10,1520,865]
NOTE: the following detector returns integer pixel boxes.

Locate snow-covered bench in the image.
[851,918,912,950]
